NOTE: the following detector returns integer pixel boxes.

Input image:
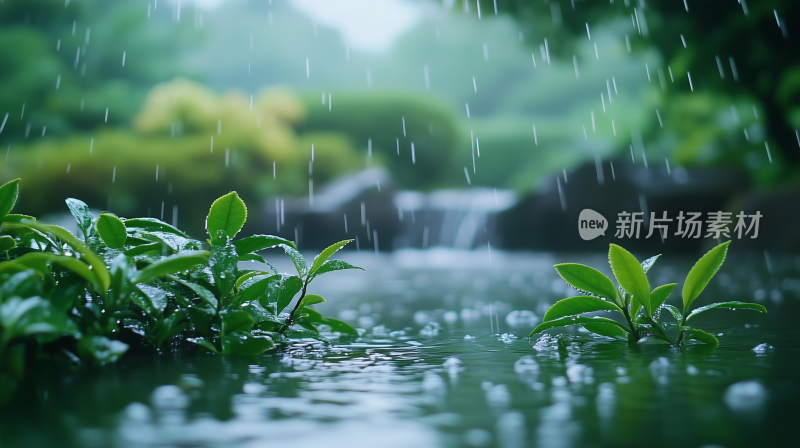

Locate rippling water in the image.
[2,250,798,448]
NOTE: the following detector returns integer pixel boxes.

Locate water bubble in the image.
[724,380,768,412]
[752,343,773,354]
[514,356,539,374]
[151,385,188,410]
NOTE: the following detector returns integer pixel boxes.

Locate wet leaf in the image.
[234,234,295,254]
[65,198,94,239]
[300,294,325,307]
[529,316,628,337]
[15,221,111,293]
[96,213,127,249]
[123,217,190,238]
[320,317,358,336]
[0,236,15,252]
[0,178,20,219]
[542,296,621,322]
[240,275,280,304]
[207,191,247,245]
[187,337,218,354]
[221,332,275,356]
[309,240,352,275]
[135,284,168,314]
[641,254,661,273]
[582,322,628,339]
[134,250,210,284]
[609,244,651,316]
[661,304,683,323]
[173,278,218,310]
[77,336,129,365]
[680,327,720,348]
[554,263,618,301]
[650,283,677,310]
[682,241,730,314]
[685,301,767,322]
[310,260,364,279]
[279,244,307,276]
[209,244,238,297]
[124,242,163,257]
[222,310,255,334]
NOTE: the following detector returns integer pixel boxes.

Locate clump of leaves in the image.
[0,178,362,401]
[530,242,767,347]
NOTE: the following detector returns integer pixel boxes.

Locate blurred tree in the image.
[479,0,799,184]
[0,0,200,143]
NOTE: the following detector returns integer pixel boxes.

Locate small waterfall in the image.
[394,189,516,250]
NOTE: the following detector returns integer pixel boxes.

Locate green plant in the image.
[530,242,767,347]
[0,178,361,401]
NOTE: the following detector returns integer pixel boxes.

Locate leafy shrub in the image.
[530,242,766,347]
[0,178,361,401]
[4,80,362,236]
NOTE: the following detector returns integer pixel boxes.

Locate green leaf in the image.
[0,271,43,300]
[124,242,163,257]
[279,244,307,276]
[285,328,327,342]
[297,306,325,323]
[685,301,767,322]
[582,322,628,339]
[15,221,111,292]
[554,263,618,301]
[77,336,129,365]
[221,332,275,356]
[235,271,263,290]
[680,327,720,348]
[300,294,326,307]
[641,255,660,273]
[309,240,353,275]
[95,213,127,249]
[529,316,628,337]
[608,244,651,316]
[650,283,677,311]
[0,179,20,219]
[239,275,280,304]
[65,198,94,239]
[0,235,16,252]
[274,275,303,313]
[207,191,247,245]
[661,304,683,323]
[310,260,364,280]
[123,217,189,238]
[682,241,730,314]
[234,234,295,254]
[238,253,265,263]
[136,284,168,314]
[141,231,196,252]
[542,296,621,322]
[187,337,219,353]
[209,244,238,297]
[173,278,218,310]
[320,318,359,336]
[12,252,103,291]
[134,250,210,284]
[222,310,255,334]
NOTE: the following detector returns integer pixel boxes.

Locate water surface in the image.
[2,250,798,448]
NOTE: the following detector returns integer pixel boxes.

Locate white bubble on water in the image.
[724,380,767,412]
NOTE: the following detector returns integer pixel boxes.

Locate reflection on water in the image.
[1,250,799,448]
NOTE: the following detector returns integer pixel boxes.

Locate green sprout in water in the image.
[530,242,767,347]
[0,178,362,402]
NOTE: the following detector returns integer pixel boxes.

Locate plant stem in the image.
[279,279,309,335]
[675,315,687,345]
[622,307,639,340]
